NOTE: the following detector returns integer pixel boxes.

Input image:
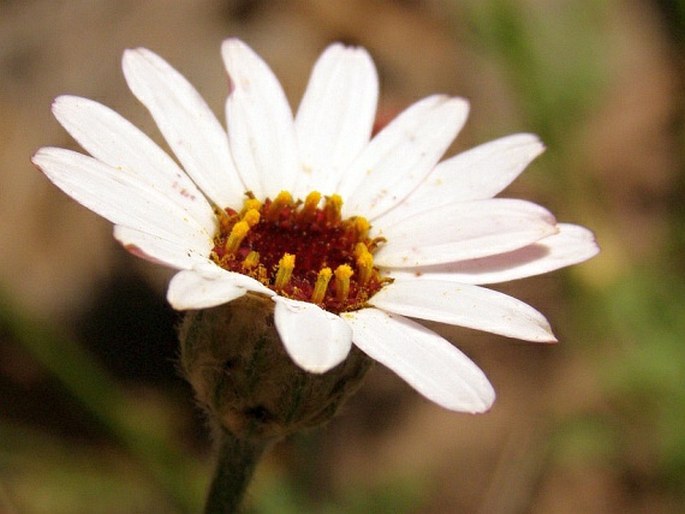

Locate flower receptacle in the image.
[179,293,372,442]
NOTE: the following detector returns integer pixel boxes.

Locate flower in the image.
[32,39,598,414]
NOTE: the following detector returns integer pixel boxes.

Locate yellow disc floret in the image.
[351,216,370,240]
[324,194,343,224]
[242,250,260,270]
[300,191,322,222]
[242,208,261,228]
[241,197,262,214]
[224,220,250,255]
[334,264,354,302]
[274,253,295,290]
[354,243,374,285]
[311,267,333,305]
[267,191,293,221]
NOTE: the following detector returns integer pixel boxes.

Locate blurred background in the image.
[1,0,684,512]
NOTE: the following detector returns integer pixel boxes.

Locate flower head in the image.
[33,39,598,414]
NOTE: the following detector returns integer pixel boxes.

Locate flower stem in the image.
[204,429,268,514]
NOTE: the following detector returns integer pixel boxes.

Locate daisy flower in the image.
[32,39,598,414]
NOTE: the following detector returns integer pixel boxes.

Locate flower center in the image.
[210,191,388,313]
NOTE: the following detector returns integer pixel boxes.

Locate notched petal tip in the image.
[51,94,75,113]
[31,147,60,171]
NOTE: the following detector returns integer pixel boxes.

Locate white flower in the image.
[32,39,598,414]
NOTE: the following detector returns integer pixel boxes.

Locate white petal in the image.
[407,133,545,207]
[167,269,246,310]
[222,38,299,199]
[374,199,558,267]
[294,43,378,195]
[369,279,556,342]
[52,95,216,234]
[33,147,210,248]
[339,95,470,220]
[113,225,210,270]
[166,266,274,310]
[273,297,352,373]
[342,308,495,413]
[122,48,244,208]
[388,223,599,285]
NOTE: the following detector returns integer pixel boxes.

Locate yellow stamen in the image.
[267,191,293,220]
[334,264,353,301]
[225,221,250,254]
[324,194,343,225]
[311,267,332,304]
[242,250,260,270]
[299,191,322,222]
[352,216,370,240]
[274,253,295,290]
[242,198,262,214]
[356,245,374,285]
[242,208,261,227]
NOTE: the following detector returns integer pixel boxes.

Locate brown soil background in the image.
[1,1,683,513]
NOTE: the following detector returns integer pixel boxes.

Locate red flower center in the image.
[210,191,388,313]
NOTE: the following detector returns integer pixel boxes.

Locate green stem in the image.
[204,431,267,514]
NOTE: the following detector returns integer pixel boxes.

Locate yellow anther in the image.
[352,216,370,240]
[356,246,374,285]
[275,190,293,204]
[311,267,332,304]
[242,198,262,214]
[225,221,250,255]
[274,253,295,290]
[353,242,368,258]
[324,194,343,225]
[267,190,293,221]
[299,191,322,221]
[334,264,354,301]
[242,250,260,270]
[242,208,261,227]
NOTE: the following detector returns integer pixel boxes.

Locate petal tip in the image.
[536,327,558,343]
[51,95,70,111]
[471,390,496,414]
[221,38,252,61]
[122,47,156,71]
[433,375,497,414]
